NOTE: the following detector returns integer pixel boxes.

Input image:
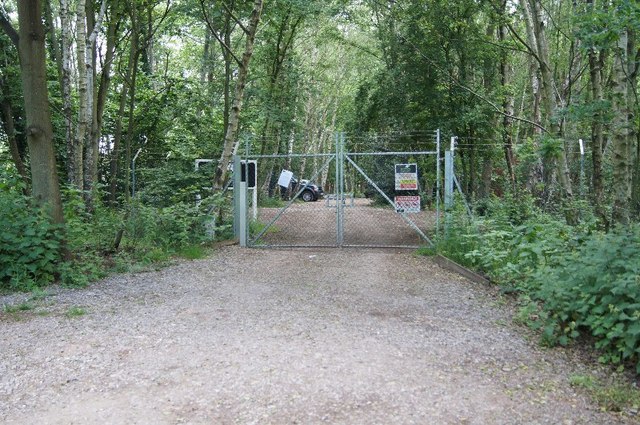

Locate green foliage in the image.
[65,306,86,318]
[0,175,63,291]
[538,136,564,161]
[529,225,640,373]
[136,161,216,208]
[125,199,220,252]
[0,167,227,292]
[59,188,119,286]
[435,198,640,374]
[176,245,208,260]
[249,220,280,236]
[570,374,640,413]
[3,301,34,313]
[259,196,286,208]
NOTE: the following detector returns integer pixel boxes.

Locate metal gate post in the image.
[336,132,345,246]
[444,149,454,211]
[233,154,240,238]
[233,154,248,246]
[436,129,441,237]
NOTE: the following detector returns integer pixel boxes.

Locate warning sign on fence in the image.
[395,195,421,213]
[395,163,418,190]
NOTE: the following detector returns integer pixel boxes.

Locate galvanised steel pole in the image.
[333,131,341,246]
[436,129,441,238]
[337,132,345,247]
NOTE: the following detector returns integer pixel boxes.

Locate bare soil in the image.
[0,247,636,424]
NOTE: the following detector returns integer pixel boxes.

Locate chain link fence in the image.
[239,131,442,248]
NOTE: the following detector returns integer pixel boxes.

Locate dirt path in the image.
[0,247,634,424]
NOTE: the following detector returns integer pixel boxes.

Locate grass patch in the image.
[415,246,437,256]
[177,245,208,260]
[65,307,86,318]
[142,248,171,265]
[259,197,286,208]
[249,220,280,236]
[569,374,640,412]
[3,301,34,313]
[29,287,50,301]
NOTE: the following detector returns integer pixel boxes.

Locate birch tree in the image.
[212,0,264,190]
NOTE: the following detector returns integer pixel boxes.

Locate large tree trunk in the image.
[16,0,64,224]
[213,0,264,189]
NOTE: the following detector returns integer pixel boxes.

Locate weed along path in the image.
[0,247,633,424]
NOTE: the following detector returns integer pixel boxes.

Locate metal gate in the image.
[234,131,441,248]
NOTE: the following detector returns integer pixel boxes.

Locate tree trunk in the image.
[60,0,75,185]
[480,157,493,199]
[201,31,211,83]
[611,26,632,225]
[85,1,119,196]
[213,0,264,189]
[588,46,608,226]
[518,0,543,191]
[124,51,140,201]
[527,0,576,223]
[630,30,640,217]
[43,0,63,89]
[73,0,89,190]
[222,11,233,137]
[499,5,516,192]
[0,77,29,191]
[16,0,64,224]
[109,20,138,204]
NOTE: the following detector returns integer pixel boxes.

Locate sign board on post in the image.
[395,195,421,213]
[395,163,418,190]
[278,169,293,188]
[241,161,257,189]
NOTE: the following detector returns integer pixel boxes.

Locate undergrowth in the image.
[0,172,230,292]
[431,194,640,378]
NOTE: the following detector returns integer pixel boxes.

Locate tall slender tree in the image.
[213,0,264,189]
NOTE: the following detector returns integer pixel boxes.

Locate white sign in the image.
[278,169,293,188]
[395,163,418,190]
[395,195,421,213]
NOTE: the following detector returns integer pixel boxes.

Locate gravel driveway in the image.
[0,247,634,424]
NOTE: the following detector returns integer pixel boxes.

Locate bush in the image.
[0,164,230,291]
[435,200,640,373]
[0,178,62,291]
[530,225,640,373]
[125,199,219,252]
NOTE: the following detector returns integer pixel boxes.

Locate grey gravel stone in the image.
[0,247,635,424]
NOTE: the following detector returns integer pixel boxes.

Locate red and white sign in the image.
[395,195,421,213]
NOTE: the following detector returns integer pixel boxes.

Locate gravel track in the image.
[0,247,634,424]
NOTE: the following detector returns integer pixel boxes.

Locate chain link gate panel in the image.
[235,131,441,248]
